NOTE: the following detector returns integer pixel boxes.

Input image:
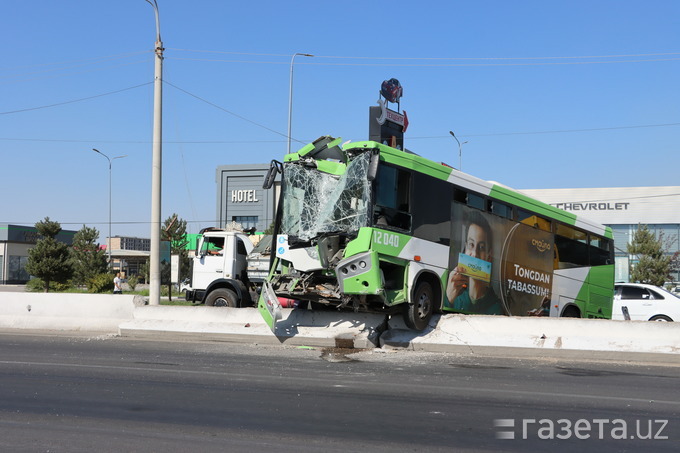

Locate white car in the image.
[613,283,680,322]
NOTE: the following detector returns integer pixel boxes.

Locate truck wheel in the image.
[206,288,238,307]
[403,281,434,331]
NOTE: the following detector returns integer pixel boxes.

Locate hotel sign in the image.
[231,189,259,203]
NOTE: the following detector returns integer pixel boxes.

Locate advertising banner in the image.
[444,204,555,316]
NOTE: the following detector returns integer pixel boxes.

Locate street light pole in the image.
[92,149,127,268]
[449,131,468,171]
[145,0,163,305]
[287,52,313,155]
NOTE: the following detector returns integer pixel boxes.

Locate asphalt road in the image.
[0,332,678,452]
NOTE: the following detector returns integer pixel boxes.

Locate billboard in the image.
[444,205,555,316]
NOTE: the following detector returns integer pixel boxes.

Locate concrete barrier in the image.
[118,306,386,348]
[382,314,680,355]
[0,292,139,332]
[1,291,680,357]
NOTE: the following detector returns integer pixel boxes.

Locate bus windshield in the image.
[281,152,372,241]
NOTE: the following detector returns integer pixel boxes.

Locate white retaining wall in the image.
[0,292,139,332]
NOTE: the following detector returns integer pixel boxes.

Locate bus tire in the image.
[403,281,434,331]
[561,306,581,318]
[206,288,238,307]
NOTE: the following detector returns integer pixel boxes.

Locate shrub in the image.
[26,278,45,292]
[87,273,115,294]
[26,278,72,292]
[127,275,139,291]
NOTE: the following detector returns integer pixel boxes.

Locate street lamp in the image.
[92,149,127,268]
[449,131,468,171]
[287,52,313,155]
[145,0,163,305]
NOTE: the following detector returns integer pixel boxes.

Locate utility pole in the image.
[146,0,163,305]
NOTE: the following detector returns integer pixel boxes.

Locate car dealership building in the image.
[520,186,680,283]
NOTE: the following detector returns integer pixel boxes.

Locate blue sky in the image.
[2,0,679,239]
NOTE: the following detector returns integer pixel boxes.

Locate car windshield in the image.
[280,152,371,241]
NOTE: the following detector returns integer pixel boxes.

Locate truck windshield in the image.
[281,152,372,241]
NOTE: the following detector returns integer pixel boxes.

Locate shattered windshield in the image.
[281,152,371,241]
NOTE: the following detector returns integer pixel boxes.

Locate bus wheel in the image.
[561,306,580,318]
[404,281,434,331]
[206,288,238,307]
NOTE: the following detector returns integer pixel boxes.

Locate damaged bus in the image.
[258,136,614,331]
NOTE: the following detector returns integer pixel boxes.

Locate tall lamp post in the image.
[92,149,127,267]
[287,52,313,155]
[145,0,163,305]
[449,131,468,171]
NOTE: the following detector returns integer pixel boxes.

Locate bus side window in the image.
[411,171,453,245]
[589,234,613,265]
[555,224,589,268]
[453,189,467,204]
[489,200,512,219]
[518,209,551,232]
[467,193,485,210]
[374,165,412,231]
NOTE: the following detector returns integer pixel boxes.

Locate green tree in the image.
[627,224,671,286]
[139,260,150,284]
[162,214,191,300]
[70,225,108,287]
[25,217,73,292]
[263,221,275,235]
[658,231,680,286]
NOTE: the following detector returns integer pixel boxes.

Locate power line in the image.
[0,59,150,85]
[167,48,680,60]
[0,82,152,115]
[163,80,298,142]
[165,48,680,66]
[166,56,680,67]
[2,122,678,144]
[0,137,286,144]
[0,51,150,80]
[0,51,150,72]
[413,122,680,139]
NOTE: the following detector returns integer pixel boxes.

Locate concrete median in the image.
[118,305,386,348]
[0,292,141,332]
[382,314,680,355]
[1,291,679,357]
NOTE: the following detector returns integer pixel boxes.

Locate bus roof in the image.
[288,138,613,239]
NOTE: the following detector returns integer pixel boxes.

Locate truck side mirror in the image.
[263,160,283,189]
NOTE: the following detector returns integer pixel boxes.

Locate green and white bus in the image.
[259,136,614,330]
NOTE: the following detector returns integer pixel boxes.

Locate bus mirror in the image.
[263,160,283,189]
[367,151,380,181]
